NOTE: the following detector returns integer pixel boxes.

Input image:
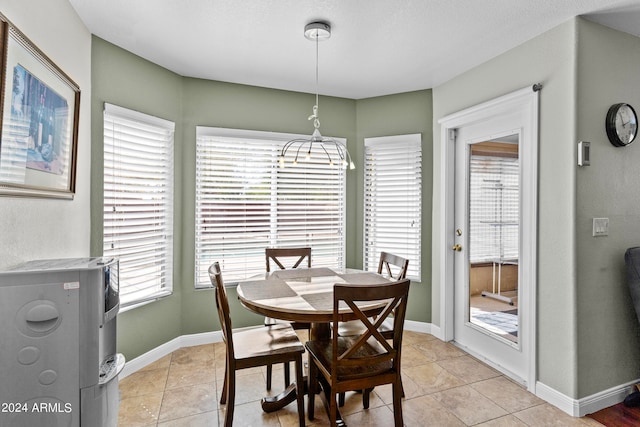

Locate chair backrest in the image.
[265,247,312,272]
[208,262,234,357]
[378,251,409,281]
[332,279,410,380]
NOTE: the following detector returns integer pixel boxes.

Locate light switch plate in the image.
[593,218,609,236]
[578,141,590,166]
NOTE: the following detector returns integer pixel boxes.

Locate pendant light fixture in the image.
[279,21,355,170]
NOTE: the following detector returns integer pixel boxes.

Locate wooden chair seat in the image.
[306,337,393,380]
[233,324,304,361]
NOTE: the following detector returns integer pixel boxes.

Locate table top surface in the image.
[236,267,391,323]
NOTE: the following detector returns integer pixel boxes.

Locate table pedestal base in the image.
[261,382,299,413]
[260,375,346,426]
[260,322,347,424]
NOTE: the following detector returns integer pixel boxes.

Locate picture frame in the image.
[0,14,80,199]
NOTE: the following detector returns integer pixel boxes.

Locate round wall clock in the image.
[606,103,638,147]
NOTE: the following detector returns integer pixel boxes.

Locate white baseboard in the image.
[536,379,638,417]
[119,330,223,379]
[535,382,581,416]
[404,320,431,334]
[429,324,444,341]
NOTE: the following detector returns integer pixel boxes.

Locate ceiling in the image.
[69,0,640,100]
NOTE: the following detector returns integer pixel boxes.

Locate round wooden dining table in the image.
[236,267,391,340]
[235,266,391,416]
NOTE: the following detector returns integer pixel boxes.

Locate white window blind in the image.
[103,103,174,307]
[468,151,519,264]
[364,134,422,279]
[195,127,346,286]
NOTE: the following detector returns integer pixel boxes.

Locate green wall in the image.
[575,19,640,397]
[433,19,579,397]
[91,36,432,359]
[355,91,433,322]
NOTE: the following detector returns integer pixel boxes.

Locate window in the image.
[103,104,174,307]
[468,144,519,264]
[195,127,346,286]
[364,134,421,279]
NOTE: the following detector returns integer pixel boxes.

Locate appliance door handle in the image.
[26,304,59,323]
[25,304,60,332]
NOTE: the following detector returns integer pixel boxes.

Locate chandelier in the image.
[279,21,355,170]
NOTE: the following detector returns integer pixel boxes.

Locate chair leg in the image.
[338,391,345,407]
[360,377,404,409]
[223,369,236,427]
[294,355,305,427]
[266,364,272,390]
[362,387,374,409]
[307,360,316,420]
[284,361,291,387]
[329,390,338,426]
[392,380,403,427]
[220,359,228,404]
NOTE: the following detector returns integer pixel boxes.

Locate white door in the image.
[441,86,538,389]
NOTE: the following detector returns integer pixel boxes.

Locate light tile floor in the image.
[117,330,604,426]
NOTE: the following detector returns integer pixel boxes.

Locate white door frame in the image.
[436,85,539,391]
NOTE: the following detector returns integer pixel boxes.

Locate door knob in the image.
[452,244,462,252]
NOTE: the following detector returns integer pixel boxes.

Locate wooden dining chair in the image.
[209,262,306,427]
[338,251,409,338]
[306,279,410,426]
[264,247,312,390]
[375,251,409,336]
[265,247,312,272]
[378,251,409,282]
[337,251,409,406]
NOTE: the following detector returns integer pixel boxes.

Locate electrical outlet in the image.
[593,218,609,237]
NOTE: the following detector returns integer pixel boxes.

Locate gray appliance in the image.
[0,257,124,427]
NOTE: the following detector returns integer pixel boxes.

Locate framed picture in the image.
[0,14,80,199]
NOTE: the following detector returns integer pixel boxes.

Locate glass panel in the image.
[468,136,519,344]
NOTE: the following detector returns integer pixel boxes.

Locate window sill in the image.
[119,291,173,314]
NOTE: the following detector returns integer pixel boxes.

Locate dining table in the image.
[236,266,391,420]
